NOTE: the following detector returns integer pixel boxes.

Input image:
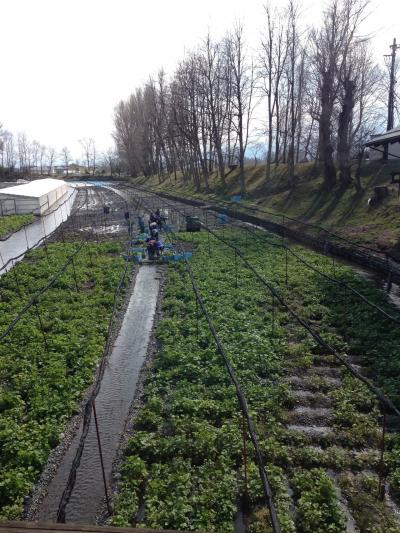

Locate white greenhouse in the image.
[0,178,69,215]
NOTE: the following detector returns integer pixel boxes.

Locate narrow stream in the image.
[39,264,162,523]
[0,187,77,274]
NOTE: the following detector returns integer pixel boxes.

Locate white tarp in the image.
[0,178,68,215]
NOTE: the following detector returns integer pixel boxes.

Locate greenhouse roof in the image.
[0,178,67,198]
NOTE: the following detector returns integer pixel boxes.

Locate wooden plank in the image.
[0,522,201,533]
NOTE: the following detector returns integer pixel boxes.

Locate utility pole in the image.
[383,38,400,160]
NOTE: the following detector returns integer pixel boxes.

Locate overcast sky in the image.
[1,0,399,161]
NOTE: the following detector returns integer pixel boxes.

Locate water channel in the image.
[39,264,162,523]
[0,187,78,275]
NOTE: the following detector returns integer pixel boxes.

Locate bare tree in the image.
[226,23,255,195]
[4,132,16,174]
[259,4,288,180]
[111,1,385,198]
[102,148,118,176]
[311,0,370,187]
[39,145,47,175]
[249,141,266,166]
[17,133,29,175]
[201,34,231,185]
[286,0,302,187]
[79,137,96,175]
[47,147,56,175]
[61,146,72,176]
[31,141,41,174]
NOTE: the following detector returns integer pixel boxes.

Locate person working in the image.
[146,236,157,259]
[155,208,165,230]
[138,216,145,233]
[155,238,164,256]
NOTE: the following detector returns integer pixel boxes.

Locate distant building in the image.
[366,127,400,160]
[67,163,86,175]
[30,164,86,176]
[0,178,69,215]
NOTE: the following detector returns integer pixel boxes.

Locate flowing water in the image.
[39,265,162,523]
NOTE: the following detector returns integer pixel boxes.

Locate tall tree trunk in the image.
[354,148,364,192]
[318,73,336,187]
[274,96,280,167]
[337,78,355,186]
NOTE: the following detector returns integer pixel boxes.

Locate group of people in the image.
[141,209,165,260]
[149,209,165,230]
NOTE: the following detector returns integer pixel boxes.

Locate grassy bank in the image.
[0,214,35,239]
[131,161,400,255]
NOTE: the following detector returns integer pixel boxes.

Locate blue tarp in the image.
[123,251,192,264]
[230,195,242,203]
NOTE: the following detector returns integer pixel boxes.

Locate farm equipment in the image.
[185,215,201,232]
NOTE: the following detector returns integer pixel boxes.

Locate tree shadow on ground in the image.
[336,189,365,226]
[278,187,301,212]
[317,186,349,223]
[333,166,394,226]
[301,186,345,223]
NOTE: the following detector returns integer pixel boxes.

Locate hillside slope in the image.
[132,161,400,256]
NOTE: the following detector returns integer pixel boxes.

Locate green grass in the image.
[0,214,35,238]
[132,160,400,254]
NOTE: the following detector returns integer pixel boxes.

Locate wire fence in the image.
[136,187,400,418]
[136,187,400,517]
[128,185,400,327]
[135,191,282,532]
[4,183,396,530]
[134,184,400,276]
[0,183,135,523]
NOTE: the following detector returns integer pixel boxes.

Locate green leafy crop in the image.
[0,241,128,519]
